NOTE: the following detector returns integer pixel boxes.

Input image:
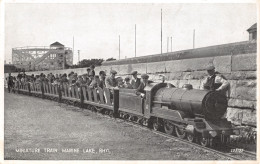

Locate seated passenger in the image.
[35,75,41,84]
[99,71,106,89]
[130,71,141,89]
[89,75,100,89]
[123,77,133,89]
[53,78,60,86]
[105,70,118,89]
[68,72,74,84]
[136,74,149,97]
[116,77,124,88]
[60,74,69,85]
[86,67,91,76]
[75,75,83,87]
[71,74,78,86]
[89,65,95,76]
[88,74,94,86]
[17,71,22,82]
[81,73,89,86]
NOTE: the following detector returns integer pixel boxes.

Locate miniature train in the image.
[14,81,236,147]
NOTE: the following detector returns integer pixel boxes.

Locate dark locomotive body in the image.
[14,81,234,147]
[118,82,233,146]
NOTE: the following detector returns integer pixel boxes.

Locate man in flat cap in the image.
[136,74,149,97]
[105,70,118,89]
[202,65,229,94]
[130,71,141,89]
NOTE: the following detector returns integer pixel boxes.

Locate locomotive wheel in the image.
[104,110,109,115]
[109,111,113,117]
[137,118,144,125]
[187,133,195,142]
[163,120,175,135]
[129,116,137,122]
[90,106,97,112]
[200,137,210,147]
[123,114,129,120]
[128,115,133,121]
[119,112,123,118]
[152,118,162,131]
[153,122,159,131]
[175,126,186,139]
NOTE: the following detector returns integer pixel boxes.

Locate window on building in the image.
[252,32,257,40]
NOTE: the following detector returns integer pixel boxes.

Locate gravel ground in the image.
[4,91,233,160]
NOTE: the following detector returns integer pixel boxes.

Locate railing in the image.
[13,82,117,107]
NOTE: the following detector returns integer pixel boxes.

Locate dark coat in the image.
[131,78,141,89]
[136,82,146,94]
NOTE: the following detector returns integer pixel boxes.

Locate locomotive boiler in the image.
[153,84,228,120]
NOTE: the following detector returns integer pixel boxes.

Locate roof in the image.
[50,41,64,47]
[247,23,257,32]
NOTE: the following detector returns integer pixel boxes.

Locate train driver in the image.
[202,65,230,95]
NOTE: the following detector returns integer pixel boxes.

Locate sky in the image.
[4,2,257,64]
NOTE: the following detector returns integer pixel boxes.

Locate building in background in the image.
[12,42,73,71]
[247,23,257,41]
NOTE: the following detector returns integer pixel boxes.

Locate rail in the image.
[119,120,256,160]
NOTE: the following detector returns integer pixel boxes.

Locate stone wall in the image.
[7,41,257,126]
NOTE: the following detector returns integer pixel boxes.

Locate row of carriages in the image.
[16,82,118,116]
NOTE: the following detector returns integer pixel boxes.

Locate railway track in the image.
[92,110,256,160]
[116,120,251,160]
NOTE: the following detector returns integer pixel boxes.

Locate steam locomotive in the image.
[15,81,234,147]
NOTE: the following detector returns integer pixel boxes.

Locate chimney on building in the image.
[247,23,257,41]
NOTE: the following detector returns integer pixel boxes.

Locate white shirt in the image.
[201,74,229,91]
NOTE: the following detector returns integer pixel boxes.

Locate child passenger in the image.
[123,77,133,89]
[116,77,124,88]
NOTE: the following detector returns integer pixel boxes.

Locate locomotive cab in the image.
[118,82,167,124]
